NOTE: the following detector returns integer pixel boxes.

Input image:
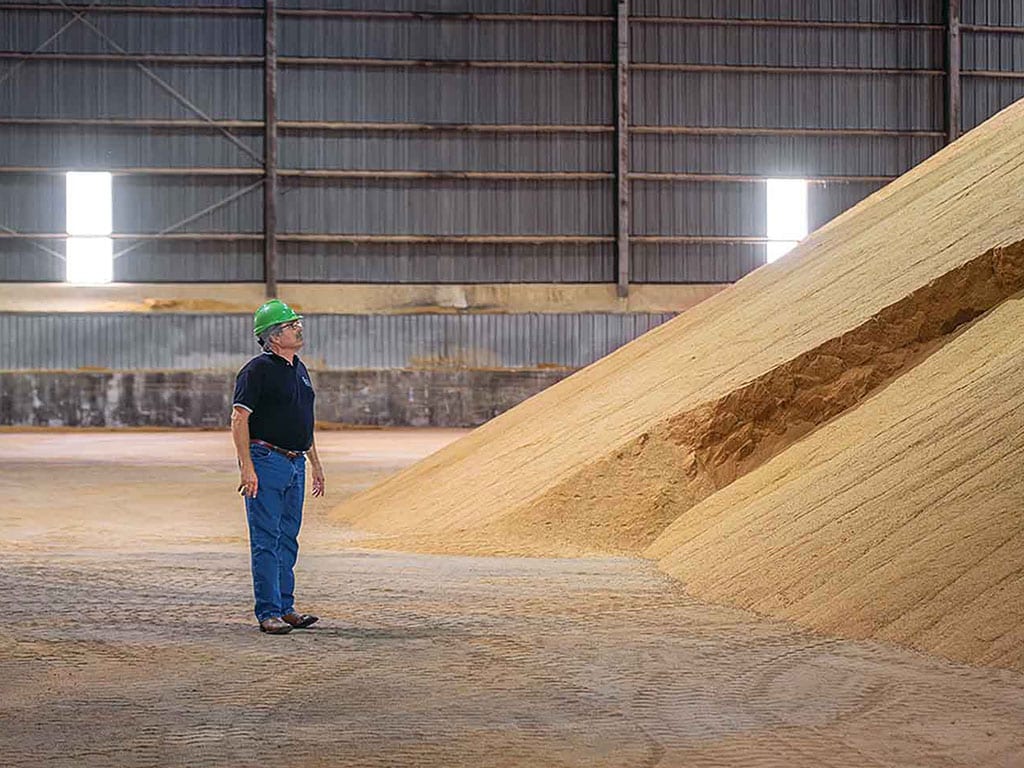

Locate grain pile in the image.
[647,293,1024,671]
[334,100,1024,669]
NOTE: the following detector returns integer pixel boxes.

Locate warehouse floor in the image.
[1,432,1023,767]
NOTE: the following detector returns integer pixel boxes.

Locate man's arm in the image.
[231,405,258,498]
[307,434,325,497]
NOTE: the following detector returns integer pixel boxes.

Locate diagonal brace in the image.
[0,224,66,262]
[53,0,263,166]
[0,0,102,90]
[112,179,264,261]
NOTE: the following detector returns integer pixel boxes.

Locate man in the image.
[231,299,326,634]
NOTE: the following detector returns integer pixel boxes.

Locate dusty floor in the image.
[1,432,1023,767]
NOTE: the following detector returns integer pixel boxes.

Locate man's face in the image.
[278,319,303,348]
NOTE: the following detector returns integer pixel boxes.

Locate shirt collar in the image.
[263,350,299,367]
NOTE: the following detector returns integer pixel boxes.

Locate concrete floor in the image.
[1,431,1023,767]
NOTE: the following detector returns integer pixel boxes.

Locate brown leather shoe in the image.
[259,617,293,634]
[281,611,319,629]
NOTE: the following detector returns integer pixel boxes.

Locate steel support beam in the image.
[614,0,630,298]
[264,0,279,299]
[946,0,962,143]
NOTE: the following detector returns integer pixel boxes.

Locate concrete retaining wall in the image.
[0,369,573,428]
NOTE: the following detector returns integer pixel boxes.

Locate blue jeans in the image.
[244,444,306,622]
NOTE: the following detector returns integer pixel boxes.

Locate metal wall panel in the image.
[281,130,611,172]
[279,16,610,61]
[963,1,1024,25]
[632,24,943,68]
[0,174,64,233]
[3,0,1017,289]
[113,176,262,233]
[0,312,675,371]
[0,62,261,120]
[279,242,613,282]
[631,1,941,23]
[630,242,763,282]
[961,77,1024,131]
[0,126,264,169]
[113,242,262,282]
[808,181,886,232]
[632,180,764,236]
[631,132,941,177]
[632,71,944,130]
[0,241,64,282]
[962,30,1024,72]
[1,10,261,55]
[280,179,611,235]
[280,67,612,124]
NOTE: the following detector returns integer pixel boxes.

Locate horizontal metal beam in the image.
[960,24,1024,34]
[631,63,943,76]
[631,236,770,244]
[0,232,788,245]
[0,53,945,75]
[0,232,616,244]
[961,69,1024,78]
[0,118,944,138]
[3,5,946,30]
[632,17,943,31]
[630,173,894,183]
[0,117,263,130]
[278,57,611,70]
[0,167,896,184]
[0,166,611,181]
[277,122,614,133]
[0,52,260,65]
[0,232,261,241]
[630,125,945,137]
[0,166,264,176]
[278,235,616,244]
[3,3,262,15]
[279,170,611,181]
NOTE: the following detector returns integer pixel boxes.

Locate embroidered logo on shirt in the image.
[301,376,312,387]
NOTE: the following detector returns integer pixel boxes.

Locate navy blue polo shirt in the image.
[233,352,315,452]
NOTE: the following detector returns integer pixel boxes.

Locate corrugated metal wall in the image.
[962,1,1024,132]
[0,312,675,370]
[5,1,1016,286]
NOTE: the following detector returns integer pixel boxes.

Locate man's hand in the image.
[311,463,325,497]
[239,462,259,498]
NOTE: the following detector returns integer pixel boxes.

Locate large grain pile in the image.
[646,294,1024,671]
[334,99,1024,669]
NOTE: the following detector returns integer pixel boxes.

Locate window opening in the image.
[65,171,113,284]
[765,178,808,264]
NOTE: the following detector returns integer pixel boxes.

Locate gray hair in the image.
[256,322,289,351]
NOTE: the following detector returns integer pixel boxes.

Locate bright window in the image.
[765,178,808,263]
[66,171,113,284]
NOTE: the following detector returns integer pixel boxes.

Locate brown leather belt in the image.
[250,439,305,460]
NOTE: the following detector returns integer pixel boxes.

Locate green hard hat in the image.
[253,299,302,337]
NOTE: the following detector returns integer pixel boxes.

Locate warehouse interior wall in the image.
[2,0,1020,425]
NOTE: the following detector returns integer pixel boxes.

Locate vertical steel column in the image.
[615,0,630,298]
[263,0,279,298]
[946,0,962,144]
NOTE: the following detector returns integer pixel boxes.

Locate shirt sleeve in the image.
[232,364,261,413]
